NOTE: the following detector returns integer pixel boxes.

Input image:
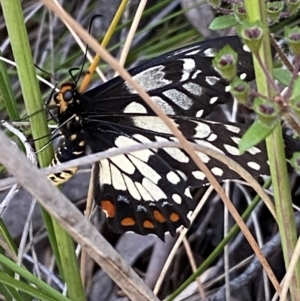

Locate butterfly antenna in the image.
[69,14,103,85]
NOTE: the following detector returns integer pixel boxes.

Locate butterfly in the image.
[48,36,298,239]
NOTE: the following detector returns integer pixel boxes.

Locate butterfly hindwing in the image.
[85,115,272,237]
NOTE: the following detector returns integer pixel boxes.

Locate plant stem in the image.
[245,0,300,299]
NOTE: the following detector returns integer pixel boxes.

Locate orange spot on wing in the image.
[170,212,180,222]
[121,217,136,226]
[153,210,166,223]
[143,220,154,229]
[101,200,116,218]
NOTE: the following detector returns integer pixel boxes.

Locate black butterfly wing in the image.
[83,36,254,119]
[85,115,275,237]
[52,36,280,237]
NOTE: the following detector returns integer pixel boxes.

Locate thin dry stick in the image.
[117,0,147,70]
[80,165,97,285]
[51,0,104,81]
[224,183,231,300]
[154,185,214,294]
[1,140,276,218]
[79,0,130,90]
[182,237,206,299]
[0,56,57,89]
[279,237,300,301]
[81,0,147,282]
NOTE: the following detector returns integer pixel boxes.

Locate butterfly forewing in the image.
[83,36,254,118]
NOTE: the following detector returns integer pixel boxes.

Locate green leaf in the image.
[239,120,275,153]
[291,76,300,100]
[289,152,300,173]
[273,68,291,86]
[209,15,238,30]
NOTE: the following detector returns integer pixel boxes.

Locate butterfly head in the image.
[53,83,78,114]
[53,83,84,123]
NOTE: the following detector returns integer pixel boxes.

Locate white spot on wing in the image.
[192,170,206,180]
[126,65,171,93]
[133,134,151,143]
[243,44,250,52]
[176,170,188,181]
[124,102,147,113]
[128,154,161,184]
[111,165,126,190]
[156,136,190,163]
[196,151,210,163]
[231,136,241,144]
[180,58,196,81]
[162,89,193,110]
[116,135,154,162]
[152,96,175,114]
[192,70,202,79]
[184,187,192,198]
[194,140,225,154]
[183,82,202,96]
[185,49,200,56]
[231,136,261,155]
[133,116,173,134]
[181,58,196,70]
[196,109,204,117]
[211,167,223,176]
[172,194,182,204]
[247,146,261,155]
[142,178,167,200]
[204,48,216,57]
[210,96,218,104]
[123,175,141,200]
[194,122,211,138]
[206,76,219,86]
[133,149,155,162]
[240,73,247,80]
[208,133,217,141]
[224,144,240,156]
[135,182,154,201]
[247,161,261,170]
[166,45,199,57]
[110,155,135,174]
[225,125,241,133]
[166,171,180,184]
[100,159,111,185]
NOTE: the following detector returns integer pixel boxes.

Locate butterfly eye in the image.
[53,92,60,104]
[63,90,73,102]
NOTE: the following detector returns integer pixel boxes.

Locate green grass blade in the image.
[0,52,19,120]
[0,2,85,300]
[0,254,72,301]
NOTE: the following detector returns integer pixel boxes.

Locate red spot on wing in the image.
[153,210,166,223]
[143,220,154,229]
[170,212,180,222]
[101,200,116,218]
[121,217,136,226]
